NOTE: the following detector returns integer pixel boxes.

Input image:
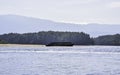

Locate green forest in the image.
[94,34,120,45]
[0,39,7,44]
[0,31,120,45]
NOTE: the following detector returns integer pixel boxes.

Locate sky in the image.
[0,0,120,24]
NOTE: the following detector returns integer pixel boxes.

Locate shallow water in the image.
[0,44,120,75]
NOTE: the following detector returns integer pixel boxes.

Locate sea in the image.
[0,44,120,75]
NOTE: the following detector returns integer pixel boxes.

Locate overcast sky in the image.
[0,0,120,24]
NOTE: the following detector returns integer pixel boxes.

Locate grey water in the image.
[0,44,120,75]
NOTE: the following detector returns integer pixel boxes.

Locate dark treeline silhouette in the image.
[94,34,120,45]
[0,31,93,45]
[0,31,119,45]
[0,39,7,44]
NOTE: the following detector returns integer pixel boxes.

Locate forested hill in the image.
[0,31,93,45]
[0,39,7,44]
[94,34,120,45]
[0,31,120,45]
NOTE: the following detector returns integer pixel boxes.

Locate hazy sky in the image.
[0,0,120,24]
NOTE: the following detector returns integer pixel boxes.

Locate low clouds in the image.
[108,1,120,8]
[0,0,120,24]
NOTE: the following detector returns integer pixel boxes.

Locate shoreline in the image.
[0,44,119,47]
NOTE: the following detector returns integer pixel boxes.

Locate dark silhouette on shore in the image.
[46,42,74,46]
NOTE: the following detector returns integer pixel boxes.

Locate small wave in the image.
[0,50,120,54]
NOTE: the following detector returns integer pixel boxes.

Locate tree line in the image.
[94,34,120,45]
[0,31,93,45]
[0,31,119,45]
[0,39,7,44]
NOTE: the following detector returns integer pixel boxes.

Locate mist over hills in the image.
[0,15,120,37]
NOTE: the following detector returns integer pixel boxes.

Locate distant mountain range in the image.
[0,15,120,37]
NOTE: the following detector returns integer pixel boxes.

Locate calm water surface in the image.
[0,44,120,75]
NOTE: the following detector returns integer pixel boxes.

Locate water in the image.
[0,44,120,75]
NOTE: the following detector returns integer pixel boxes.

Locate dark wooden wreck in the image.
[46,42,74,46]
